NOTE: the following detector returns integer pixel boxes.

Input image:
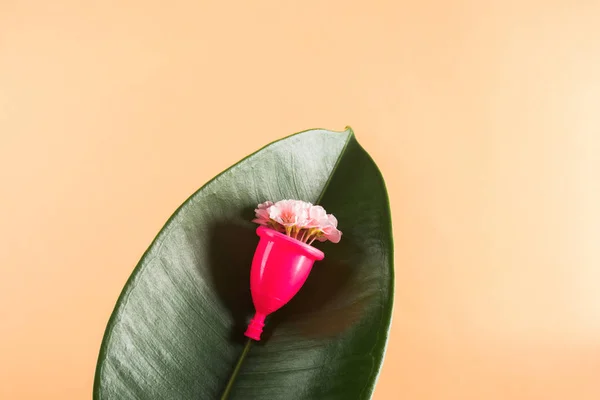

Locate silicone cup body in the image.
[244,226,324,341]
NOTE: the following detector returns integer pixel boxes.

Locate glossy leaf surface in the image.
[94,128,394,399]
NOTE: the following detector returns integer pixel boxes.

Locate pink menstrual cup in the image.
[244,226,325,341]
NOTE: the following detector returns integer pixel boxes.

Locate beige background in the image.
[2,1,600,399]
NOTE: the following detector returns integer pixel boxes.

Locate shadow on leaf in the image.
[207,216,256,345]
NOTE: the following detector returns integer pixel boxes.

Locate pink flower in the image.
[252,201,273,225]
[304,205,327,228]
[268,199,308,227]
[251,199,342,245]
[317,214,342,243]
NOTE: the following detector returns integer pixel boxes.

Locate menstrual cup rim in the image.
[256,226,325,261]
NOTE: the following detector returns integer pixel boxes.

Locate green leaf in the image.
[94,128,394,400]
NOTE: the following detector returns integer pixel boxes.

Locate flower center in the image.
[280,209,296,224]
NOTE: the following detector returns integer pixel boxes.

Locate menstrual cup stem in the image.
[244,312,266,340]
[220,338,252,400]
